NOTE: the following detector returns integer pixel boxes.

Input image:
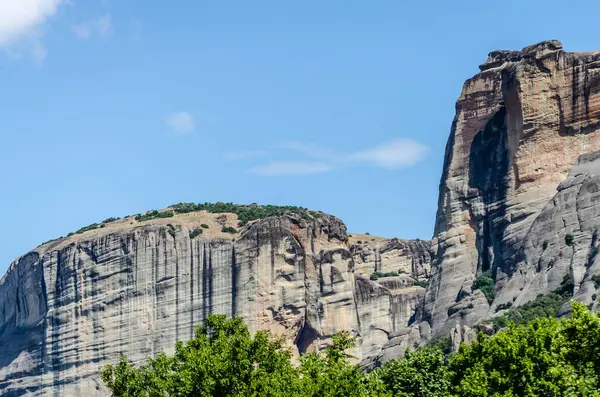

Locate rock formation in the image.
[425,40,600,338]
[0,210,431,396]
[4,39,600,396]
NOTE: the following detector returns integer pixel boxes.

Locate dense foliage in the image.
[101,314,386,397]
[40,203,316,246]
[189,228,203,239]
[135,210,175,222]
[488,292,569,331]
[101,303,600,397]
[171,202,312,226]
[221,226,238,234]
[370,272,400,281]
[412,279,429,288]
[472,271,495,303]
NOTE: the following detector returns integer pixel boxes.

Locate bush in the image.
[221,226,238,234]
[413,279,429,288]
[495,302,513,312]
[473,270,495,304]
[488,292,569,331]
[189,228,203,239]
[554,273,574,297]
[170,202,314,227]
[309,211,322,218]
[370,271,400,281]
[135,210,174,222]
[592,274,600,289]
[565,233,574,246]
[166,224,176,238]
[75,223,101,234]
[427,335,453,355]
[200,223,209,229]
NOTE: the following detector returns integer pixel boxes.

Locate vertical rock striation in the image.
[426,40,600,337]
[0,212,431,396]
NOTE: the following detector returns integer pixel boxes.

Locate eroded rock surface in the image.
[426,40,600,337]
[6,39,600,396]
[0,211,430,396]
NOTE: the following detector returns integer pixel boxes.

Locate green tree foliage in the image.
[101,315,389,397]
[171,202,313,226]
[472,271,495,303]
[379,347,451,397]
[135,210,174,222]
[370,272,400,281]
[299,332,389,397]
[188,228,203,239]
[449,302,600,397]
[101,304,600,397]
[592,274,600,289]
[489,292,569,330]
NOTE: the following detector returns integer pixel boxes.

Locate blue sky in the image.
[1,0,599,272]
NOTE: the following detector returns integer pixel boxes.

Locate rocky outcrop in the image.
[495,151,600,310]
[0,210,431,396]
[426,40,600,337]
[6,39,600,396]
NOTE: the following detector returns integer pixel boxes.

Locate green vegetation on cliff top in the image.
[39,203,320,247]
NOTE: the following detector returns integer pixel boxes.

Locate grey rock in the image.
[0,212,430,396]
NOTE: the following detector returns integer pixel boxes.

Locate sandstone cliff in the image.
[5,39,600,396]
[0,208,431,396]
[426,40,600,338]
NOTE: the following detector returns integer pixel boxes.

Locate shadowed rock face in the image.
[0,212,431,396]
[426,40,600,338]
[5,39,600,395]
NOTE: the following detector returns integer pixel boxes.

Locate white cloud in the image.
[166,111,195,135]
[0,0,67,60]
[247,162,332,176]
[72,14,113,40]
[226,150,270,161]
[243,139,428,176]
[349,139,429,168]
[0,0,66,45]
[279,142,337,160]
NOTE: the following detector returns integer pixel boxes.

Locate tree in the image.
[449,302,600,397]
[101,314,301,397]
[378,347,451,397]
[101,316,388,397]
[299,332,389,397]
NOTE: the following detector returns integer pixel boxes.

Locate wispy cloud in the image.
[226,150,270,161]
[72,14,114,40]
[236,139,428,176]
[0,0,68,61]
[279,142,338,160]
[248,162,332,176]
[349,139,429,168]
[166,111,196,135]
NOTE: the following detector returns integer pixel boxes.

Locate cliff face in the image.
[426,40,600,337]
[5,39,600,396]
[0,211,431,396]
